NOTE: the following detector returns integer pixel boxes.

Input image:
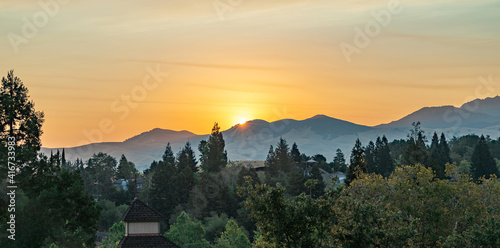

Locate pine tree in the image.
[176,142,197,205]
[199,123,228,173]
[471,135,499,182]
[346,139,366,186]
[309,164,325,198]
[83,153,117,201]
[365,141,376,174]
[377,135,394,177]
[403,122,429,166]
[150,143,177,218]
[439,133,451,168]
[116,154,138,180]
[264,145,277,176]
[61,148,66,167]
[291,142,303,165]
[0,70,44,171]
[333,149,347,173]
[273,138,292,173]
[429,132,443,178]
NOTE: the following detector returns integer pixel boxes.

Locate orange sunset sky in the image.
[1,0,500,148]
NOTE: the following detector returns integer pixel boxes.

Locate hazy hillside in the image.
[460,95,500,116]
[377,96,500,129]
[42,96,500,171]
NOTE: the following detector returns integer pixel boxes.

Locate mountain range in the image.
[42,96,500,171]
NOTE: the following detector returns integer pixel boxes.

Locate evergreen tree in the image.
[176,142,197,205]
[439,133,452,168]
[403,122,429,166]
[180,141,198,173]
[291,142,303,165]
[429,132,443,178]
[471,135,499,182]
[275,137,293,173]
[0,70,44,171]
[82,152,117,201]
[199,123,228,173]
[264,138,305,195]
[61,148,66,167]
[150,143,178,218]
[264,145,278,176]
[346,139,366,186]
[17,156,100,247]
[365,141,376,174]
[333,149,347,173]
[237,166,260,186]
[377,135,394,177]
[309,164,325,198]
[116,154,138,180]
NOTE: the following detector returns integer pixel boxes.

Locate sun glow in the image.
[238,118,248,125]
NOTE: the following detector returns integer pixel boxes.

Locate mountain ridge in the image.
[41,96,500,170]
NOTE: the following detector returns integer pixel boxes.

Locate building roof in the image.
[117,235,180,248]
[121,198,167,222]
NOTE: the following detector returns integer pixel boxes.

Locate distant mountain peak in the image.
[311,114,330,119]
[124,128,197,144]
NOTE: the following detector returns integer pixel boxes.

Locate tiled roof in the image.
[117,235,180,248]
[121,198,167,222]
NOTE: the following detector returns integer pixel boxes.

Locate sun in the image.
[238,118,248,125]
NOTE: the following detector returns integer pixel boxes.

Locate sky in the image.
[1,0,500,148]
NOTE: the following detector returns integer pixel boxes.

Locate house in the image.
[114,179,128,191]
[117,197,179,248]
[114,177,144,191]
[303,159,317,176]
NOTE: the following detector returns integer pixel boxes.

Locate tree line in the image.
[1,71,500,247]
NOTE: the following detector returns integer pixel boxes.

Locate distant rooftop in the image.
[121,198,166,222]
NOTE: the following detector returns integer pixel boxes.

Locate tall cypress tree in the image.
[471,135,499,182]
[61,148,66,167]
[346,138,366,186]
